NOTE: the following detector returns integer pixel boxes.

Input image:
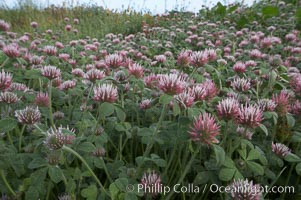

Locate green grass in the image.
[0,3,155,39]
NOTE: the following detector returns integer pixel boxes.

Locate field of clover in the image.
[0,0,301,199]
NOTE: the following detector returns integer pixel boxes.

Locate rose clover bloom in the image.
[189,112,220,145]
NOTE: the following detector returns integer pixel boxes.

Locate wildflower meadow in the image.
[0,0,301,199]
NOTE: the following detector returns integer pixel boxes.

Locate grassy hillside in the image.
[0,3,155,39]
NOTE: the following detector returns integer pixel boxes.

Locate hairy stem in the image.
[100,158,113,183]
[0,57,9,68]
[48,80,54,127]
[165,149,199,200]
[0,170,16,197]
[18,124,26,152]
[62,146,110,198]
[143,104,168,158]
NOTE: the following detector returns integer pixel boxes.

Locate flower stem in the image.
[48,80,54,127]
[165,148,199,200]
[0,57,9,68]
[163,145,177,176]
[121,90,125,109]
[6,131,14,146]
[62,146,110,198]
[100,157,113,183]
[119,134,123,160]
[281,164,294,199]
[189,67,198,80]
[264,167,287,198]
[34,124,46,135]
[46,182,52,200]
[221,121,229,149]
[256,81,260,101]
[18,124,26,151]
[136,104,168,175]
[143,104,168,158]
[0,170,16,197]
